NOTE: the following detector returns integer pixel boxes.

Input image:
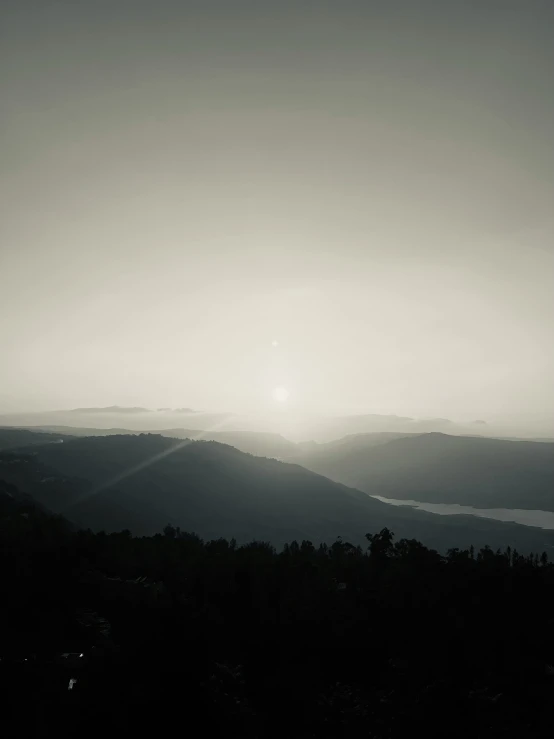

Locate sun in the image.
[272,386,289,403]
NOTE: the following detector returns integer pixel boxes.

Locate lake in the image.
[372,496,554,530]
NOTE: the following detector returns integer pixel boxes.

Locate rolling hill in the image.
[297,432,554,511]
[2,431,554,553]
[2,424,299,460]
[0,427,74,450]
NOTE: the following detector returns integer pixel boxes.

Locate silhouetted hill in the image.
[0,477,71,525]
[299,432,554,510]
[0,427,73,450]
[0,478,33,514]
[309,431,416,452]
[2,433,554,553]
[4,424,299,459]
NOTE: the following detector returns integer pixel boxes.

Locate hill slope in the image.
[2,433,554,553]
[2,425,299,460]
[298,432,554,510]
[0,427,73,450]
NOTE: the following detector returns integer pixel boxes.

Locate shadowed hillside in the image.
[298,432,554,510]
[21,424,299,459]
[0,427,73,450]
[2,433,554,554]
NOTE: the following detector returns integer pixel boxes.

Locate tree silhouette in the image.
[3,487,554,738]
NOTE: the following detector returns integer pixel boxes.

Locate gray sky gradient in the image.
[1,0,554,423]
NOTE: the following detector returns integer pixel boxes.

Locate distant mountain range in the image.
[0,407,513,443]
[70,405,199,414]
[3,406,554,445]
[1,428,554,554]
[70,405,153,414]
[0,408,235,434]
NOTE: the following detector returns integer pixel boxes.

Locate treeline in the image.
[3,496,554,737]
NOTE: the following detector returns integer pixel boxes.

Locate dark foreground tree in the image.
[3,489,554,737]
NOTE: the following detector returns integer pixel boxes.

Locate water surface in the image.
[372,496,554,530]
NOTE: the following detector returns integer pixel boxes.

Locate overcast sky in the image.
[1,0,553,421]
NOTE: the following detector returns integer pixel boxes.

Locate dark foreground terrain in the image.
[3,482,554,738]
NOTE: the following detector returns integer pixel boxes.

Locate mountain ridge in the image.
[2,431,554,554]
[297,432,554,511]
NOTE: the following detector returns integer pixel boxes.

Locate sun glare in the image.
[272,386,289,403]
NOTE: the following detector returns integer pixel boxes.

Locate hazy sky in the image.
[2,0,554,420]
